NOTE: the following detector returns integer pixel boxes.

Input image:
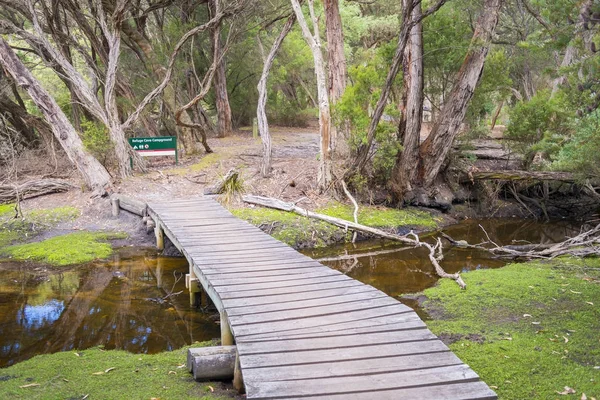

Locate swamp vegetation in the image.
[0,0,599,398]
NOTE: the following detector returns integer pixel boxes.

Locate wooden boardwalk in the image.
[147,197,497,400]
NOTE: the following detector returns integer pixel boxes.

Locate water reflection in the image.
[302,218,580,298]
[0,248,220,368]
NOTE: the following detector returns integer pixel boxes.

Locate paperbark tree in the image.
[419,0,504,187]
[291,0,332,191]
[257,15,296,177]
[324,0,348,158]
[390,0,424,198]
[0,38,112,194]
[209,0,233,137]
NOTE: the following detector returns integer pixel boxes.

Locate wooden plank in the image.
[229,296,401,326]
[210,269,341,287]
[241,350,462,382]
[201,262,325,275]
[188,254,312,266]
[240,340,449,369]
[269,381,498,400]
[236,311,425,341]
[215,274,353,294]
[245,365,480,398]
[178,236,282,247]
[204,266,332,280]
[225,288,385,316]
[237,328,436,355]
[182,242,291,253]
[218,280,364,301]
[199,259,321,271]
[221,285,378,308]
[231,303,411,336]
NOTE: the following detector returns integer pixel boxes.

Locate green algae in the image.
[422,257,600,399]
[3,231,127,266]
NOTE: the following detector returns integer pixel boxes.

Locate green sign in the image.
[128,136,178,165]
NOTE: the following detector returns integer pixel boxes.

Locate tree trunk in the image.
[419,0,504,187]
[210,0,233,137]
[291,0,333,192]
[257,15,296,177]
[0,38,112,194]
[324,0,349,159]
[390,0,424,199]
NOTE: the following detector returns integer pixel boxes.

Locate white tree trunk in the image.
[291,0,332,191]
[0,38,112,194]
[257,15,296,177]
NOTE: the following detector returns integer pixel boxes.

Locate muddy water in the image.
[0,248,220,368]
[302,219,580,309]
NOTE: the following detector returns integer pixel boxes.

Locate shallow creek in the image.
[0,218,580,367]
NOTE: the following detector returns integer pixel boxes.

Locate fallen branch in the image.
[341,180,359,243]
[204,169,239,195]
[243,194,466,289]
[0,179,75,204]
[441,223,600,259]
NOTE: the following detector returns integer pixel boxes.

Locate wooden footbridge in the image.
[144,197,497,399]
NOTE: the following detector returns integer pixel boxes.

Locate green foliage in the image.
[0,206,80,248]
[0,344,228,400]
[318,202,439,229]
[335,44,400,181]
[3,231,127,266]
[505,91,573,164]
[553,110,600,179]
[218,173,245,204]
[80,118,113,166]
[423,257,600,399]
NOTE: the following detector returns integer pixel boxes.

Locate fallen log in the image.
[187,346,236,381]
[110,194,147,216]
[243,194,466,289]
[0,179,75,204]
[441,223,600,259]
[204,168,239,195]
[462,170,576,183]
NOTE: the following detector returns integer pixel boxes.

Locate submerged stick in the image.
[243,194,466,289]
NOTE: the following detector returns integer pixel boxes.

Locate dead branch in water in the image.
[243,194,467,289]
[441,223,600,259]
[0,179,75,204]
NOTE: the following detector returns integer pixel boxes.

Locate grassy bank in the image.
[0,204,126,266]
[0,344,231,400]
[232,202,439,248]
[3,231,127,266]
[422,257,600,399]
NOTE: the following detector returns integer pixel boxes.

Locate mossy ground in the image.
[231,203,438,248]
[422,257,600,399]
[3,231,127,266]
[0,205,80,247]
[231,207,346,248]
[0,344,231,400]
[318,202,439,229]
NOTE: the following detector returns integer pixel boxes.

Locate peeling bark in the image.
[419,0,504,187]
[0,38,112,194]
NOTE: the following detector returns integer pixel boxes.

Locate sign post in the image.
[128,136,178,168]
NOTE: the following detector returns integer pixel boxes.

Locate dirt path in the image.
[14,127,324,246]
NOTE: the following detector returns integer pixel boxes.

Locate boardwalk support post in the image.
[186,272,201,307]
[155,223,164,250]
[111,198,120,217]
[220,311,234,346]
[233,351,245,393]
[154,223,165,251]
